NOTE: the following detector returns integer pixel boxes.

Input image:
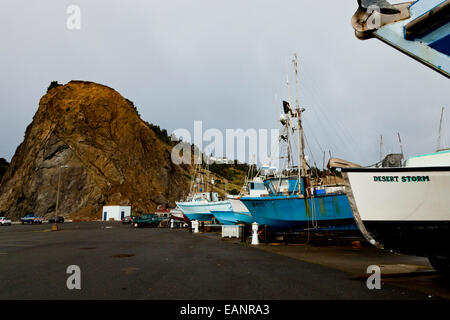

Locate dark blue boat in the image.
[240,177,356,232]
[240,54,356,233]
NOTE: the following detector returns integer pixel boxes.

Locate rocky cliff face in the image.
[0,81,190,220]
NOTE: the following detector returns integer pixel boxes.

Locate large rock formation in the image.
[0,81,190,220]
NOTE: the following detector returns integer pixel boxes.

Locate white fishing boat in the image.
[343,148,450,273]
[347,0,450,273]
[176,192,232,222]
[175,158,233,222]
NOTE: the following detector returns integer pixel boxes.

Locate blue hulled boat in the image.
[211,176,269,225]
[240,177,356,231]
[240,54,356,232]
[211,197,255,225]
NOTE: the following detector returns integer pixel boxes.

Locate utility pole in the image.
[53,165,68,231]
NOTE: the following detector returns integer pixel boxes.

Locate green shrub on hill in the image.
[0,158,9,180]
[47,81,62,93]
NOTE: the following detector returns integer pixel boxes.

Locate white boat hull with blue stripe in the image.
[176,192,232,222]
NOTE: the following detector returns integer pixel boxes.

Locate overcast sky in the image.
[0,0,449,167]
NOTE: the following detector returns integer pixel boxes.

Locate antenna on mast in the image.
[292,54,306,195]
[379,135,383,167]
[286,74,291,107]
[284,75,292,169]
[322,151,326,172]
[398,132,404,162]
[293,54,305,177]
[437,107,444,151]
[293,54,300,111]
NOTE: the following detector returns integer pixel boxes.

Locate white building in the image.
[102,206,131,221]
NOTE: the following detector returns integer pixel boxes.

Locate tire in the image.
[428,255,450,274]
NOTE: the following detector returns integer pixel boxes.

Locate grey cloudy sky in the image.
[0,0,449,166]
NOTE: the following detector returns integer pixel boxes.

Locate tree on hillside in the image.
[0,158,9,180]
[47,81,62,93]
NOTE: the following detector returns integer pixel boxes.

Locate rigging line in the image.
[364,159,383,168]
[263,119,284,168]
[265,135,281,167]
[312,197,318,229]
[299,65,359,149]
[308,100,357,158]
[298,78,362,159]
[440,109,449,149]
[298,82,358,161]
[289,126,303,170]
[303,132,318,170]
[297,82,337,143]
[291,124,321,177]
[303,121,325,154]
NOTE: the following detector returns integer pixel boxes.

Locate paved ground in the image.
[0,222,446,299]
[240,237,450,299]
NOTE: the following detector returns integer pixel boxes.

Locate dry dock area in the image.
[215,234,449,299]
[0,222,448,300]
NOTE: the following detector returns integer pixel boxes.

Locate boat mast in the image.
[286,75,292,169]
[379,135,383,167]
[437,107,444,151]
[397,132,404,159]
[293,54,305,185]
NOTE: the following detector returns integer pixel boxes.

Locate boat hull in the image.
[343,166,450,257]
[184,213,215,222]
[240,194,356,232]
[211,210,254,225]
[175,200,232,222]
[211,211,237,225]
[234,212,254,224]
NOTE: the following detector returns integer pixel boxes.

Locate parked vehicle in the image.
[0,217,11,226]
[20,214,44,224]
[132,214,162,228]
[48,216,65,223]
[122,216,136,224]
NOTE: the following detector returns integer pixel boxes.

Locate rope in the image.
[310,192,318,229]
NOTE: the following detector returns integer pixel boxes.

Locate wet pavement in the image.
[0,222,447,299]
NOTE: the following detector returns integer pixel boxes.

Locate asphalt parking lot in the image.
[0,222,447,299]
